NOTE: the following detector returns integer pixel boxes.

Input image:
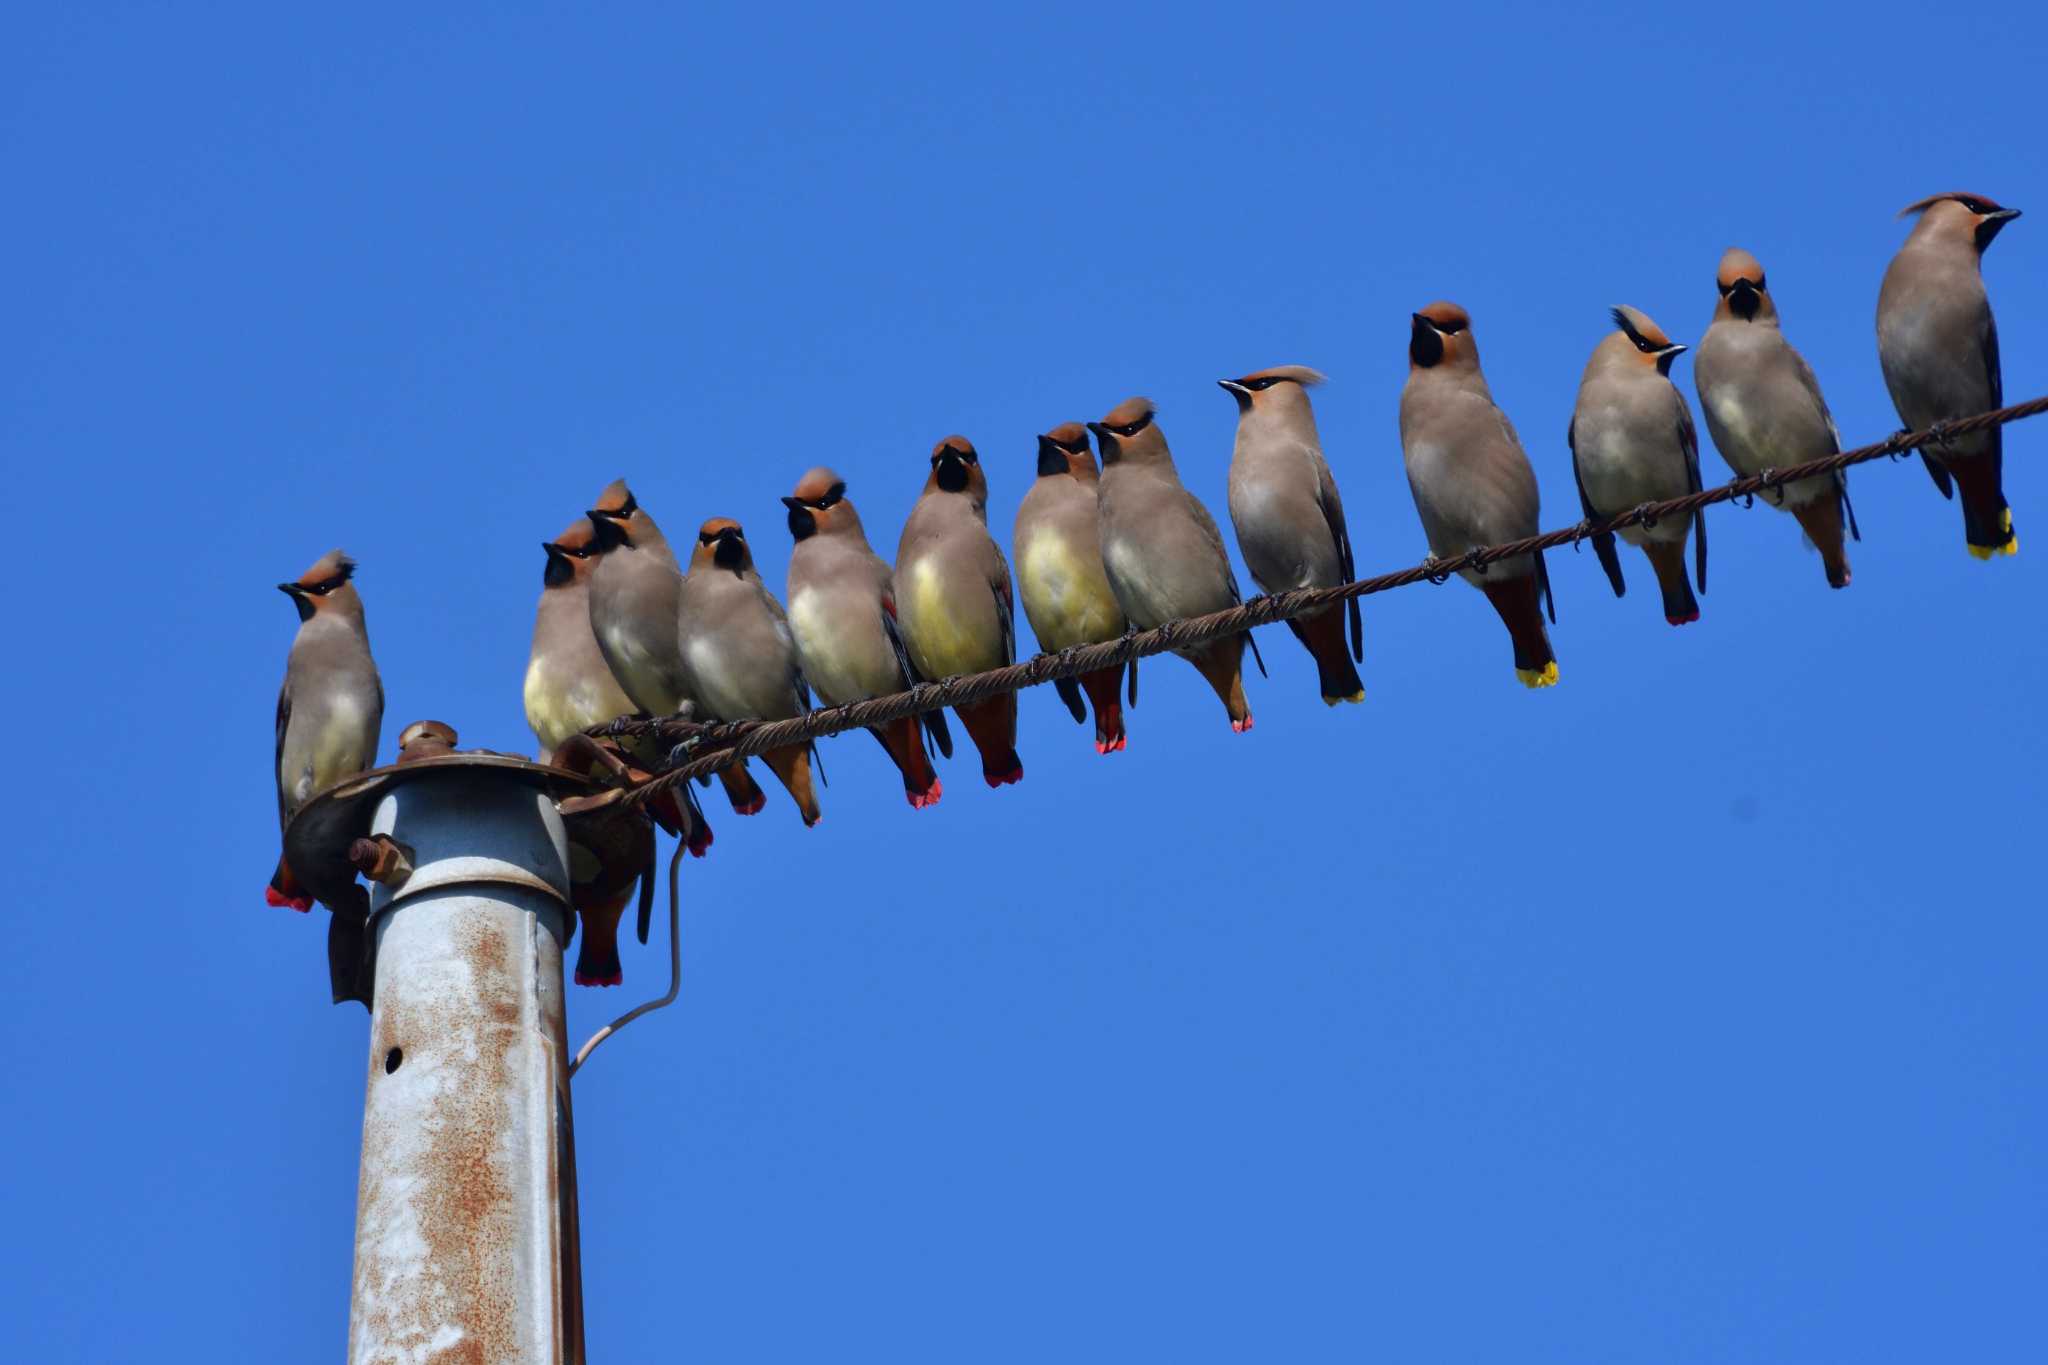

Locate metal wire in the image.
[568,837,684,1078]
[598,397,2047,810]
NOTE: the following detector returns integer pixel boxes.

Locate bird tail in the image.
[957,694,1022,787]
[573,889,629,988]
[1952,449,2017,559]
[1286,607,1365,706]
[266,856,314,912]
[1790,497,1853,588]
[1053,677,1087,724]
[716,763,766,816]
[872,717,943,809]
[1480,573,1559,688]
[1186,636,1254,731]
[1642,540,1700,626]
[1078,665,1127,753]
[760,744,822,826]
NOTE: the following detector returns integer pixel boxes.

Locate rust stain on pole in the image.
[346,767,584,1364]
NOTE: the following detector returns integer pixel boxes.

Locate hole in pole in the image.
[384,1047,403,1075]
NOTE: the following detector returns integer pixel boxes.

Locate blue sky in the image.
[6,5,2045,1360]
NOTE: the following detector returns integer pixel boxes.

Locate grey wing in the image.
[1789,349,1841,454]
[883,580,953,758]
[1191,492,1268,676]
[1677,393,1707,593]
[990,558,1016,667]
[274,676,293,829]
[1313,454,1364,662]
[1569,416,1626,598]
[1983,309,2004,457]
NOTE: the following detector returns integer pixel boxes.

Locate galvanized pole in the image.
[342,764,586,1364]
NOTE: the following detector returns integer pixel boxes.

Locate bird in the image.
[1568,307,1708,625]
[1878,191,2022,559]
[676,517,822,826]
[1012,423,1132,752]
[1400,304,1559,687]
[783,466,950,807]
[527,517,640,764]
[269,549,384,910]
[1694,249,1859,588]
[1091,397,1263,729]
[895,436,1024,787]
[585,479,767,817]
[1219,366,1366,704]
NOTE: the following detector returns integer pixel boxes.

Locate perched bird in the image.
[395,720,458,762]
[1568,308,1708,625]
[586,479,766,816]
[1013,424,1132,752]
[1400,304,1559,687]
[1091,397,1263,729]
[1219,366,1365,704]
[895,436,1024,787]
[1694,250,1859,588]
[269,550,384,910]
[527,518,639,764]
[1878,191,2023,559]
[676,518,821,826]
[783,466,950,807]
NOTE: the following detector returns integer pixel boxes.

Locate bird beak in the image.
[1663,343,1688,358]
[1988,208,2022,223]
[780,496,803,510]
[277,581,303,597]
[1217,379,1251,400]
[1085,421,1109,439]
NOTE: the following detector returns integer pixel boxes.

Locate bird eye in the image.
[699,531,718,545]
[1247,377,1277,391]
[1436,319,1466,335]
[1957,196,1991,215]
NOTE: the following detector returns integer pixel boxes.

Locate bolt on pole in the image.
[335,761,587,1364]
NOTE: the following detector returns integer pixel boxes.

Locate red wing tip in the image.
[1094,735,1128,754]
[732,796,766,816]
[574,970,624,988]
[906,779,943,809]
[1665,610,1701,626]
[983,765,1025,788]
[1230,715,1254,733]
[686,835,713,857]
[803,812,822,827]
[265,887,314,912]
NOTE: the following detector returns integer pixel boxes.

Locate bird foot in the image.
[1923,418,1959,448]
[1421,553,1454,585]
[1630,501,1660,531]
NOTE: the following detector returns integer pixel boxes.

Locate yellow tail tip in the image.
[1321,689,1366,707]
[1516,662,1559,689]
[1968,534,2017,561]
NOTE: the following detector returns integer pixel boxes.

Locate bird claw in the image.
[1463,547,1490,577]
[1887,427,1917,460]
[1569,519,1593,549]
[1631,501,1660,531]
[1422,553,1454,585]
[664,741,696,770]
[1924,418,1959,448]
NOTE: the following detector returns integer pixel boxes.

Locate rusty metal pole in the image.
[345,766,585,1364]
